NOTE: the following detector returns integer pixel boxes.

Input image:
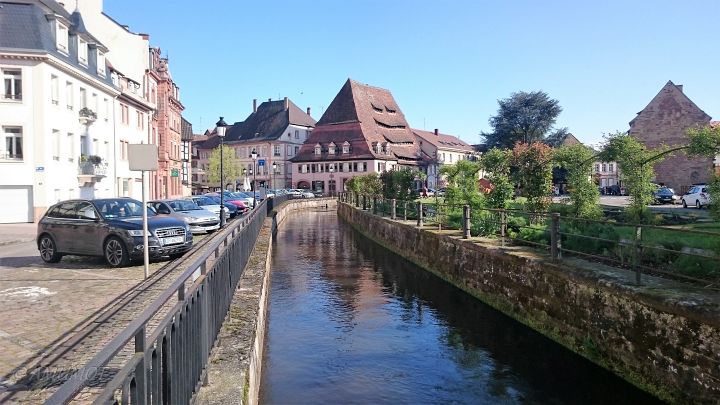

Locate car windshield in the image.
[96,198,154,219]
[168,200,202,211]
[193,197,214,206]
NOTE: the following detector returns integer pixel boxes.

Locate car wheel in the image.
[104,236,130,267]
[39,235,62,263]
[682,199,687,208]
[696,200,701,209]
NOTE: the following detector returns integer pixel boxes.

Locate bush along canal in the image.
[260,209,660,404]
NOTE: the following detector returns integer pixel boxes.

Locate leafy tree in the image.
[544,127,571,148]
[208,145,240,189]
[380,168,419,200]
[440,159,484,209]
[554,144,601,218]
[480,148,514,209]
[600,132,665,222]
[687,124,720,220]
[512,142,554,214]
[347,174,382,197]
[482,91,563,148]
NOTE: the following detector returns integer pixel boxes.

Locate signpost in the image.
[128,144,158,279]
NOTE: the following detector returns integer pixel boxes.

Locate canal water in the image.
[260,209,661,404]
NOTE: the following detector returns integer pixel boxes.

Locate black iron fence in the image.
[48,199,269,404]
[339,193,720,289]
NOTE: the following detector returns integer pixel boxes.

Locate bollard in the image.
[463,205,471,239]
[417,202,423,227]
[634,225,642,285]
[550,213,560,261]
[391,199,397,220]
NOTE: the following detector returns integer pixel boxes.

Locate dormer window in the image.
[372,142,380,153]
[56,23,69,53]
[78,38,88,65]
[97,51,106,77]
[328,142,336,155]
[381,142,388,154]
[342,141,350,154]
[314,143,321,155]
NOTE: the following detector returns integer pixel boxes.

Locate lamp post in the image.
[329,164,334,197]
[216,117,227,227]
[250,148,258,209]
[242,168,247,191]
[272,162,277,190]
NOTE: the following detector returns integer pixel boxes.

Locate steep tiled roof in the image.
[0,1,114,87]
[412,129,475,153]
[224,98,315,143]
[293,79,421,165]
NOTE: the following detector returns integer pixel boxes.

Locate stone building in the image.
[291,79,424,194]
[629,81,712,193]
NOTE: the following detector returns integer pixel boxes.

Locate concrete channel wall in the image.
[194,198,337,405]
[337,202,720,404]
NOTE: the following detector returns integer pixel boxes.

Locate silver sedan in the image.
[148,199,220,234]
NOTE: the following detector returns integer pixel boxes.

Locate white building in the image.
[0,0,120,222]
[413,129,480,189]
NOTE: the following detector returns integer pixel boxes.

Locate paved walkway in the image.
[0,223,36,246]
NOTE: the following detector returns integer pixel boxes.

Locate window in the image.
[295,130,299,139]
[609,163,614,173]
[78,38,88,65]
[104,98,109,120]
[274,145,281,156]
[594,163,600,173]
[121,104,129,125]
[76,202,98,220]
[92,93,98,114]
[120,140,128,160]
[51,75,59,104]
[343,142,350,154]
[97,52,106,76]
[306,130,311,139]
[2,69,21,101]
[79,87,87,109]
[315,144,321,155]
[67,133,74,161]
[52,129,61,160]
[328,142,336,155]
[56,23,68,53]
[80,135,88,156]
[295,146,299,155]
[2,127,23,160]
[287,145,293,156]
[601,163,607,172]
[136,111,144,129]
[66,81,73,109]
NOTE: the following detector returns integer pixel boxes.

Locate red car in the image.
[205,192,249,213]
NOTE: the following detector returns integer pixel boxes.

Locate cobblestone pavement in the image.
[0,231,217,403]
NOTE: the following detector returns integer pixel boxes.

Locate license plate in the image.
[162,236,184,245]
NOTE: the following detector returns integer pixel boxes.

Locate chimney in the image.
[434,128,439,136]
[268,98,271,102]
[252,99,257,113]
[284,97,289,110]
[306,107,311,116]
[139,33,150,40]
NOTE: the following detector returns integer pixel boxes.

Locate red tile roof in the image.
[293,79,421,165]
[412,129,475,153]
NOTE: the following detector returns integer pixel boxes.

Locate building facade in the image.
[413,128,478,189]
[0,0,119,222]
[291,79,424,194]
[630,81,712,193]
[192,97,316,193]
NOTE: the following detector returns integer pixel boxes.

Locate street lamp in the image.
[329,164,334,196]
[250,148,258,208]
[272,162,277,190]
[216,117,227,227]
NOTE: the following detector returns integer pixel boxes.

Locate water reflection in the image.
[260,209,661,404]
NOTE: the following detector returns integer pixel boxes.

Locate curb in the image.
[0,238,35,247]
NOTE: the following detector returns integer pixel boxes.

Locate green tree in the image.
[687,124,720,220]
[207,145,240,189]
[482,91,563,148]
[348,174,382,197]
[601,132,665,222]
[554,144,601,218]
[440,159,484,209]
[380,168,420,200]
[480,148,514,209]
[512,142,554,214]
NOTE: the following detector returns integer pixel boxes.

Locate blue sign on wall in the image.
[258,159,265,167]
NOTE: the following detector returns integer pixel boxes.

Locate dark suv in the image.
[37,198,193,267]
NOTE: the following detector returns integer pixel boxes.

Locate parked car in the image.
[265,189,276,199]
[148,199,220,234]
[230,192,256,207]
[313,190,324,197]
[201,195,239,217]
[681,184,710,209]
[652,186,678,204]
[205,192,249,213]
[286,189,303,198]
[189,196,232,219]
[37,198,192,267]
[301,189,315,198]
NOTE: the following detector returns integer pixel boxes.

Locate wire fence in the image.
[340,192,720,289]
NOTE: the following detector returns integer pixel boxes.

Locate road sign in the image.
[258,159,265,167]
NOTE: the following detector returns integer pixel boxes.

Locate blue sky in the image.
[105,0,719,146]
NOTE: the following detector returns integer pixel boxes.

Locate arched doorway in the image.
[297,181,310,190]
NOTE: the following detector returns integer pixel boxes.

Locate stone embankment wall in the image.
[338,203,720,404]
[195,198,337,405]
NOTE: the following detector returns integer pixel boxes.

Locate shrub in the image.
[561,221,619,257]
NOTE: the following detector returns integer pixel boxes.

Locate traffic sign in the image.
[258,159,265,167]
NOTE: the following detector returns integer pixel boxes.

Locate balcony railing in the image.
[78,155,107,176]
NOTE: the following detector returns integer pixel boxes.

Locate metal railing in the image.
[339,192,720,289]
[47,199,269,404]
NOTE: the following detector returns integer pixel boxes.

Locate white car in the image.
[286,189,303,198]
[681,184,710,209]
[301,190,315,198]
